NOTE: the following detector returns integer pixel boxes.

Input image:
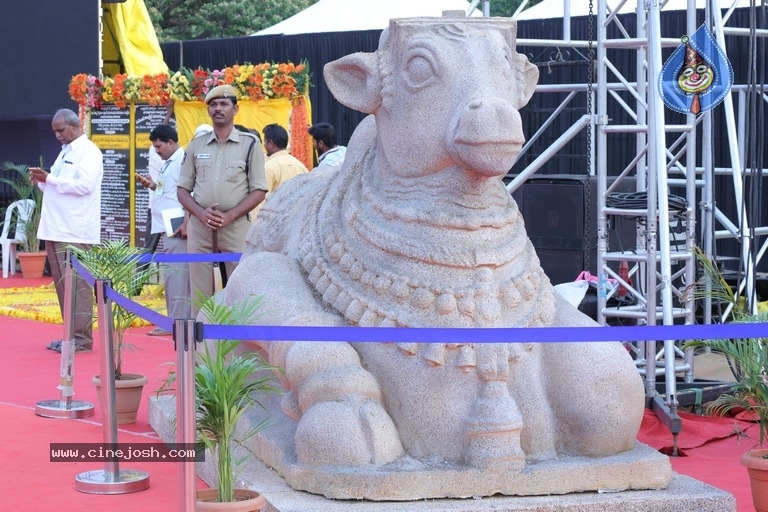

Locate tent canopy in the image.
[254,0,480,35]
[517,0,754,20]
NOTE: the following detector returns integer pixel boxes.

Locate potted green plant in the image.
[70,239,158,424]
[0,161,45,277]
[683,246,768,511]
[161,294,280,510]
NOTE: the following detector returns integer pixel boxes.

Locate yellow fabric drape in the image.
[102,0,168,76]
[174,97,301,146]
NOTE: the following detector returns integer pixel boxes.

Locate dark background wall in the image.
[0,1,99,200]
[0,1,98,119]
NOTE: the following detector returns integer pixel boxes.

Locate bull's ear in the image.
[515,54,539,108]
[324,53,382,114]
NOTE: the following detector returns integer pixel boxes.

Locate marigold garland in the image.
[69,61,310,109]
[0,284,165,327]
[69,74,105,110]
[290,96,312,170]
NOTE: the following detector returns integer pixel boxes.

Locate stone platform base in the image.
[260,473,734,512]
[150,395,735,510]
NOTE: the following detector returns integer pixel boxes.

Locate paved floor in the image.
[693,351,736,382]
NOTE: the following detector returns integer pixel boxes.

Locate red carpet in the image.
[0,274,203,512]
[0,274,755,511]
[639,408,754,451]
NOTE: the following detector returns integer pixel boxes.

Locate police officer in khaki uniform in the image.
[177,84,267,314]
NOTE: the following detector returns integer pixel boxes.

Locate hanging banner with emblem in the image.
[658,24,733,115]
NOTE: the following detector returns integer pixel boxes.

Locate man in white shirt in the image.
[143,147,164,255]
[137,124,190,334]
[30,108,103,353]
[308,122,346,172]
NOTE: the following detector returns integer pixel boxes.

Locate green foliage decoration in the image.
[0,161,43,253]
[69,239,159,380]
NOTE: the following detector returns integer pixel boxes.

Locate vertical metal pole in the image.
[62,249,76,346]
[682,0,698,384]
[98,0,104,80]
[96,278,120,478]
[702,99,715,328]
[646,1,683,450]
[596,0,608,319]
[61,249,77,408]
[648,0,674,383]
[35,249,94,418]
[634,2,650,383]
[177,318,198,512]
[75,278,149,493]
[711,0,755,313]
[644,1,660,397]
[563,0,571,41]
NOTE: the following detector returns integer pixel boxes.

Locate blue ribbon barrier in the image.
[72,256,173,331]
[72,253,768,344]
[136,253,242,264]
[200,321,765,344]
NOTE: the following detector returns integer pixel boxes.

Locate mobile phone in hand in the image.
[134,174,150,187]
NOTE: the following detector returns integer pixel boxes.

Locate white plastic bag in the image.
[554,280,589,307]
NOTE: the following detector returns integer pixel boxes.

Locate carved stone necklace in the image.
[296,147,557,338]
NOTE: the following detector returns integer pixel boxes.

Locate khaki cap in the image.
[204,84,237,104]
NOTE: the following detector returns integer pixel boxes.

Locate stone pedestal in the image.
[149,396,735,511]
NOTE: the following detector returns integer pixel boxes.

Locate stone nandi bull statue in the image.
[222,12,670,500]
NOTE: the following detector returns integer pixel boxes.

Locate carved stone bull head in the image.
[324,12,539,179]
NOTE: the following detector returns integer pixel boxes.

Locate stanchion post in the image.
[176,318,198,512]
[98,278,119,475]
[62,248,76,348]
[75,278,150,494]
[35,248,94,418]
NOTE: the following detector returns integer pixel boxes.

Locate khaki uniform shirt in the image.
[178,128,267,211]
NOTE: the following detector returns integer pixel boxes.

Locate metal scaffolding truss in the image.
[506,0,767,443]
[595,0,696,434]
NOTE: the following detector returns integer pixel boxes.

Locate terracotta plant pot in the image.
[17,251,47,279]
[741,448,768,512]
[92,373,148,425]
[196,488,266,511]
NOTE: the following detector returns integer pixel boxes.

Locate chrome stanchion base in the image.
[35,399,95,419]
[75,469,150,494]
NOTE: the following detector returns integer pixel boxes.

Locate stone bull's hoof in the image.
[295,398,403,466]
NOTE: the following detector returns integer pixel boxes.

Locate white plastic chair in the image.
[0,199,35,278]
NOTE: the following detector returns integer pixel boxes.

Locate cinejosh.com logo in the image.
[50,443,203,462]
